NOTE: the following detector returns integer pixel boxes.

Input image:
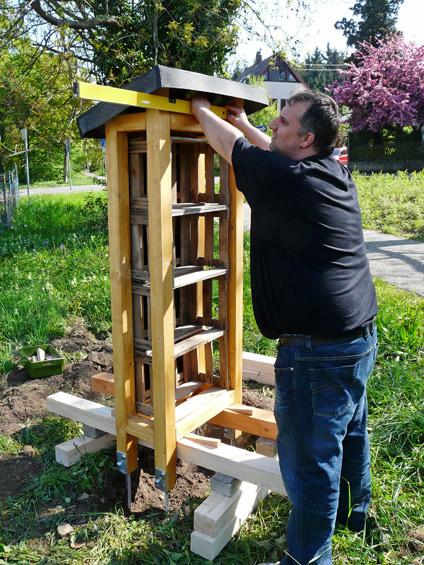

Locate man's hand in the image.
[227,104,271,151]
[225,105,250,133]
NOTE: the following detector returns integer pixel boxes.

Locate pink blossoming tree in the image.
[330,35,424,132]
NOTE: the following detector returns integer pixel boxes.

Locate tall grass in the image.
[0,192,110,372]
[1,181,424,564]
[356,170,424,241]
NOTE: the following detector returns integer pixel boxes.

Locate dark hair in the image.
[287,90,340,156]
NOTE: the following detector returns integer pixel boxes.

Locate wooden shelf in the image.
[132,265,227,292]
[131,202,228,224]
[134,325,225,359]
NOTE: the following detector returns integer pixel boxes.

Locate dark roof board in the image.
[77,65,269,139]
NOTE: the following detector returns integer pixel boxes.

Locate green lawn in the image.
[0,173,423,564]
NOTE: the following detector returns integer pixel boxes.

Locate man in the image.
[191,90,378,565]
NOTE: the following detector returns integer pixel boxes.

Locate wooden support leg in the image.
[106,121,138,474]
[146,109,176,492]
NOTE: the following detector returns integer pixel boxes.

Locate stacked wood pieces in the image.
[190,471,269,560]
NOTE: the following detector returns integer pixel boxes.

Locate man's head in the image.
[268,90,340,160]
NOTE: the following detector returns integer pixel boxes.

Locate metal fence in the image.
[1,165,20,224]
[350,140,424,163]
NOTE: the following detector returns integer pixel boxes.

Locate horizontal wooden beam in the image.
[209,405,277,440]
[178,436,285,495]
[46,392,285,495]
[55,434,116,467]
[175,387,236,440]
[46,392,154,444]
[242,351,275,385]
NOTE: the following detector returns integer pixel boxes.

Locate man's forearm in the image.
[241,123,271,150]
[191,103,242,165]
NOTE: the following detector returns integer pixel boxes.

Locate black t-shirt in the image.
[232,137,378,339]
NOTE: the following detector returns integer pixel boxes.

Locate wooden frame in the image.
[104,105,244,491]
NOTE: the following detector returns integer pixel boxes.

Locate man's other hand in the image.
[226,105,250,133]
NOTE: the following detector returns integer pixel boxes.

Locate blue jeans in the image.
[274,325,378,565]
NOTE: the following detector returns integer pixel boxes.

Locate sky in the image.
[234,0,421,66]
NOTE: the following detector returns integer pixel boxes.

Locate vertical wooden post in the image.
[146,109,176,491]
[228,152,243,406]
[105,120,138,474]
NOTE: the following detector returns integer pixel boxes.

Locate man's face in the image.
[268,101,310,159]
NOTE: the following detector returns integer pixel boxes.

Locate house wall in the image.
[264,81,308,111]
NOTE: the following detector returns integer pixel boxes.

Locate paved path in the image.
[363,229,424,298]
[19,183,105,197]
[244,204,424,298]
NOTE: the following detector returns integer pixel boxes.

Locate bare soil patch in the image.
[0,325,272,517]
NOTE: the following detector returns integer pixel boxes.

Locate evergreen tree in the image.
[335,0,404,49]
[297,45,347,92]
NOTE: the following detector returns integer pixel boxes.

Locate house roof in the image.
[77,65,269,139]
[236,54,308,87]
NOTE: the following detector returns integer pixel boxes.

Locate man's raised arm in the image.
[190,96,243,166]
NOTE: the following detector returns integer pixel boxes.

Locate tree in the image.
[335,0,404,49]
[0,38,87,180]
[329,35,424,133]
[2,0,244,85]
[297,45,347,92]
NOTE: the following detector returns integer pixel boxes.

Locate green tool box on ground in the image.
[21,344,64,379]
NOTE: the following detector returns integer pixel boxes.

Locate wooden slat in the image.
[242,351,276,375]
[46,392,117,436]
[177,436,285,495]
[174,266,227,288]
[191,483,268,560]
[204,145,215,203]
[193,480,267,539]
[170,114,203,134]
[55,434,116,467]
[209,406,277,440]
[125,413,155,443]
[146,108,176,491]
[204,341,214,384]
[92,372,114,395]
[173,328,225,358]
[105,119,138,473]
[133,266,227,293]
[114,112,146,133]
[175,387,236,441]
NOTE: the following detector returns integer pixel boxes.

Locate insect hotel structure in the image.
[46,66,286,558]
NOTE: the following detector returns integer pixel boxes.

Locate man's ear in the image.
[301,132,315,149]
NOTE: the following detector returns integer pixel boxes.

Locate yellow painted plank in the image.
[76,81,227,119]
